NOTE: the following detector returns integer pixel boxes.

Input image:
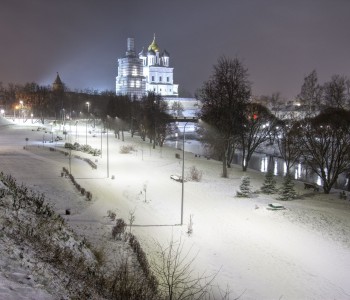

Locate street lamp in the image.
[62,108,65,124]
[100,126,103,158]
[86,102,90,113]
[107,125,109,178]
[106,116,110,178]
[14,105,19,120]
[181,121,190,225]
[75,121,78,140]
[85,118,88,145]
[19,100,23,121]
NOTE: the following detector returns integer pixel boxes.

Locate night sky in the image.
[1,0,350,100]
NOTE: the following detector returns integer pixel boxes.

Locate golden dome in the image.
[148,34,160,52]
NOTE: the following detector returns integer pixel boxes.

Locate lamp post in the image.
[75,121,78,140]
[100,127,103,158]
[106,118,110,178]
[86,102,90,113]
[107,127,109,178]
[85,118,88,145]
[19,100,23,121]
[62,108,66,126]
[181,121,189,225]
[14,105,20,121]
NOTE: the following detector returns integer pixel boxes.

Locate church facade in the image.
[116,36,178,99]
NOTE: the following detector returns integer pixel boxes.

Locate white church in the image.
[116,36,179,99]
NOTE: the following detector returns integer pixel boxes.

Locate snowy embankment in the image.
[1,119,350,299]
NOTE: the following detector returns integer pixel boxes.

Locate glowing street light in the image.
[86,102,90,113]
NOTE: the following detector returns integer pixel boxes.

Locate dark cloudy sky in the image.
[1,0,350,99]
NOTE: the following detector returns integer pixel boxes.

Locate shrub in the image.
[107,210,117,221]
[237,175,252,197]
[86,191,92,201]
[278,173,297,201]
[261,169,277,194]
[188,165,203,182]
[120,144,136,154]
[112,218,126,240]
[64,142,74,149]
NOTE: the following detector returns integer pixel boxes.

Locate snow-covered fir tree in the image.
[278,172,297,201]
[237,175,252,197]
[261,169,277,194]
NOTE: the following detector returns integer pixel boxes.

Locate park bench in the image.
[170,175,185,183]
[303,182,319,192]
[267,203,286,210]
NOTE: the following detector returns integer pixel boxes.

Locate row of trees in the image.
[198,56,350,194]
[2,59,350,194]
[198,57,278,175]
[104,91,171,148]
[0,83,174,149]
[298,70,350,113]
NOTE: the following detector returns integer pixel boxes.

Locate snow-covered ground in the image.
[1,117,350,299]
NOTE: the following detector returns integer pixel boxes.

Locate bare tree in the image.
[139,92,170,149]
[17,83,52,123]
[198,56,251,177]
[171,101,185,117]
[276,117,302,174]
[322,75,350,110]
[239,103,277,171]
[151,237,216,300]
[298,108,350,193]
[197,122,238,171]
[297,70,323,117]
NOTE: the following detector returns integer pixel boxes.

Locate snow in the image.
[1,117,350,299]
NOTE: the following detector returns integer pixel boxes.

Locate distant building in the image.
[52,72,64,94]
[115,38,146,99]
[116,36,179,99]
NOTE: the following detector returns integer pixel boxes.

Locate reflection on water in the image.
[165,138,348,190]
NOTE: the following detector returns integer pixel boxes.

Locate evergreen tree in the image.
[261,169,277,194]
[237,175,251,197]
[278,173,297,201]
